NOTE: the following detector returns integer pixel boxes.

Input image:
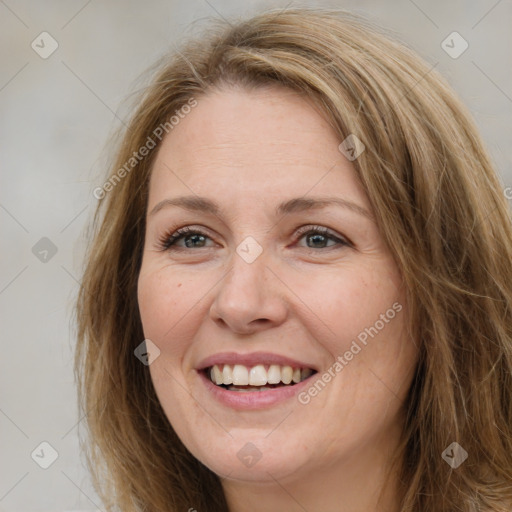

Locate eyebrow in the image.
[149,195,374,220]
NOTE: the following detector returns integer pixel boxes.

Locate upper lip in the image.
[196,351,318,372]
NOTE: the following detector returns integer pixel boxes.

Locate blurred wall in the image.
[1,0,510,510]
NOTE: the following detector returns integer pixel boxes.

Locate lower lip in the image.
[198,370,315,410]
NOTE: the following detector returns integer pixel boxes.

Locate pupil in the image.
[185,234,205,248]
[309,234,326,248]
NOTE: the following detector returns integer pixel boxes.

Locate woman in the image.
[75,7,512,512]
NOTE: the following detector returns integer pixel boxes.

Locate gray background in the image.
[1,0,511,510]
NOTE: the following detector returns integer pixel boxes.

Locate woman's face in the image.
[137,86,418,485]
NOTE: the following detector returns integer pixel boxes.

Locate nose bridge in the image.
[221,237,268,304]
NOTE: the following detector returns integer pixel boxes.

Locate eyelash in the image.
[157,225,351,252]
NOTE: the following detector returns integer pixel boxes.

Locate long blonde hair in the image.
[75,7,512,511]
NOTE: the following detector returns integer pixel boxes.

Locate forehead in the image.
[148,86,369,210]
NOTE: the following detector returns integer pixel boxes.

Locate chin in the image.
[187,432,311,483]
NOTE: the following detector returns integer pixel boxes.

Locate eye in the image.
[293,225,351,250]
[157,224,351,252]
[157,226,214,251]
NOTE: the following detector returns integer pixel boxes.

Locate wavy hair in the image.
[75,7,512,511]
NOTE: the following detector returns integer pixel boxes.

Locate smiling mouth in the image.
[204,363,317,392]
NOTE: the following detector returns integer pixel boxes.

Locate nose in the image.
[209,247,288,335]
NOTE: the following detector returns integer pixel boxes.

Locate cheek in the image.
[289,259,403,350]
[137,268,193,356]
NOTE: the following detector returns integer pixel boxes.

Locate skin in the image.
[137,85,419,512]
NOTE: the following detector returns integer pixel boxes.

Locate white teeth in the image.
[232,364,249,385]
[267,365,281,384]
[249,364,267,386]
[207,363,315,387]
[212,365,223,385]
[222,364,233,385]
[281,365,293,384]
